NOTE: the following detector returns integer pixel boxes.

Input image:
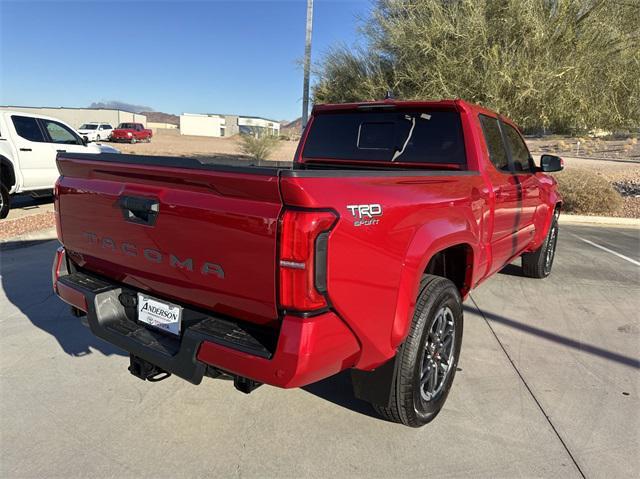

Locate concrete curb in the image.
[0,227,58,249]
[559,214,640,227]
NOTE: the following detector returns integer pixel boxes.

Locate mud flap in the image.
[350,355,399,407]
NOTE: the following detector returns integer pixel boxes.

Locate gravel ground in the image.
[618,197,640,218]
[0,212,56,241]
[113,129,299,162]
[527,136,640,161]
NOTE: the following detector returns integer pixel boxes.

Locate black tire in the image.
[373,275,463,427]
[0,184,10,219]
[522,215,559,278]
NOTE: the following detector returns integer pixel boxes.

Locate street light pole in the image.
[301,0,314,130]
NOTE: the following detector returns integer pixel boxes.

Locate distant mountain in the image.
[89,100,153,113]
[141,111,180,125]
[284,117,302,129]
[281,117,303,135]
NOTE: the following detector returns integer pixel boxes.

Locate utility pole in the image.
[301,0,314,130]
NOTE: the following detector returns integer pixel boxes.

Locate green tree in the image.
[314,0,640,132]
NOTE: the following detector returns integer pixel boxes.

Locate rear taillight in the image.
[52,246,67,292]
[279,209,337,312]
[54,179,62,241]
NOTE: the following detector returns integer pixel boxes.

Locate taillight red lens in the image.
[52,246,66,292]
[279,210,337,311]
[54,178,63,242]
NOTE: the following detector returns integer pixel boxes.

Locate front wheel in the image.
[0,184,11,219]
[130,138,137,144]
[373,275,463,427]
[522,215,558,278]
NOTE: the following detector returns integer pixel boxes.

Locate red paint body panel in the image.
[279,173,487,369]
[53,99,562,387]
[56,157,282,324]
[197,312,360,388]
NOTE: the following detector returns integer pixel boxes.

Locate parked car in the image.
[77,122,113,142]
[52,99,563,427]
[110,123,152,143]
[0,110,119,218]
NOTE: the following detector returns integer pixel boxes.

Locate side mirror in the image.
[540,154,564,172]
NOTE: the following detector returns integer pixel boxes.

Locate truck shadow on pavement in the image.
[497,263,527,277]
[465,305,640,370]
[1,239,125,358]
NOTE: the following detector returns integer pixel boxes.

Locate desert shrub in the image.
[239,128,279,161]
[555,169,623,215]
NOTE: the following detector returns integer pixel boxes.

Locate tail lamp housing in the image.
[52,246,68,293]
[279,209,337,312]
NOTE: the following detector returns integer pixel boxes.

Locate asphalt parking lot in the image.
[1,223,638,478]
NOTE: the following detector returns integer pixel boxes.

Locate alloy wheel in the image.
[420,305,456,402]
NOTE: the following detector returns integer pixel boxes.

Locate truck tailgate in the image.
[56,153,283,324]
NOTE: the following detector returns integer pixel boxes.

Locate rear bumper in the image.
[54,266,360,388]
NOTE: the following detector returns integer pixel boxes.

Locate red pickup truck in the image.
[110,122,152,143]
[52,100,563,427]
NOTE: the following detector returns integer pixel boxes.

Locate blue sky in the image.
[0,0,371,121]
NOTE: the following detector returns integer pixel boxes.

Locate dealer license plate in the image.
[137,293,182,336]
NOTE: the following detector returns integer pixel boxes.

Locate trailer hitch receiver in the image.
[128,355,171,382]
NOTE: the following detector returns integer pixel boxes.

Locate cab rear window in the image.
[302,110,466,166]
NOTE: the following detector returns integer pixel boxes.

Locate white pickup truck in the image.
[0,110,119,218]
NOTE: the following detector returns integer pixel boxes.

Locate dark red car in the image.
[110,122,152,143]
[52,100,563,427]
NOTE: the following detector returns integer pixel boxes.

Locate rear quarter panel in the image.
[281,171,488,369]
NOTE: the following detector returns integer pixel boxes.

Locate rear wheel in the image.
[0,184,10,219]
[96,135,101,141]
[373,275,463,427]
[131,137,137,144]
[522,215,558,278]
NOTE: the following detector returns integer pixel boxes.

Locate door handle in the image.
[118,196,159,225]
[19,148,32,152]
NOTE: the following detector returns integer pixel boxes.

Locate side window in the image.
[479,115,509,172]
[41,119,82,145]
[102,124,112,130]
[502,123,532,172]
[12,115,45,142]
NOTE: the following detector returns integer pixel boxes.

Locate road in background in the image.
[0,224,638,478]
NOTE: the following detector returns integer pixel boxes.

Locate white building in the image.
[179,113,226,137]
[180,113,279,138]
[0,106,147,129]
[238,116,280,136]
